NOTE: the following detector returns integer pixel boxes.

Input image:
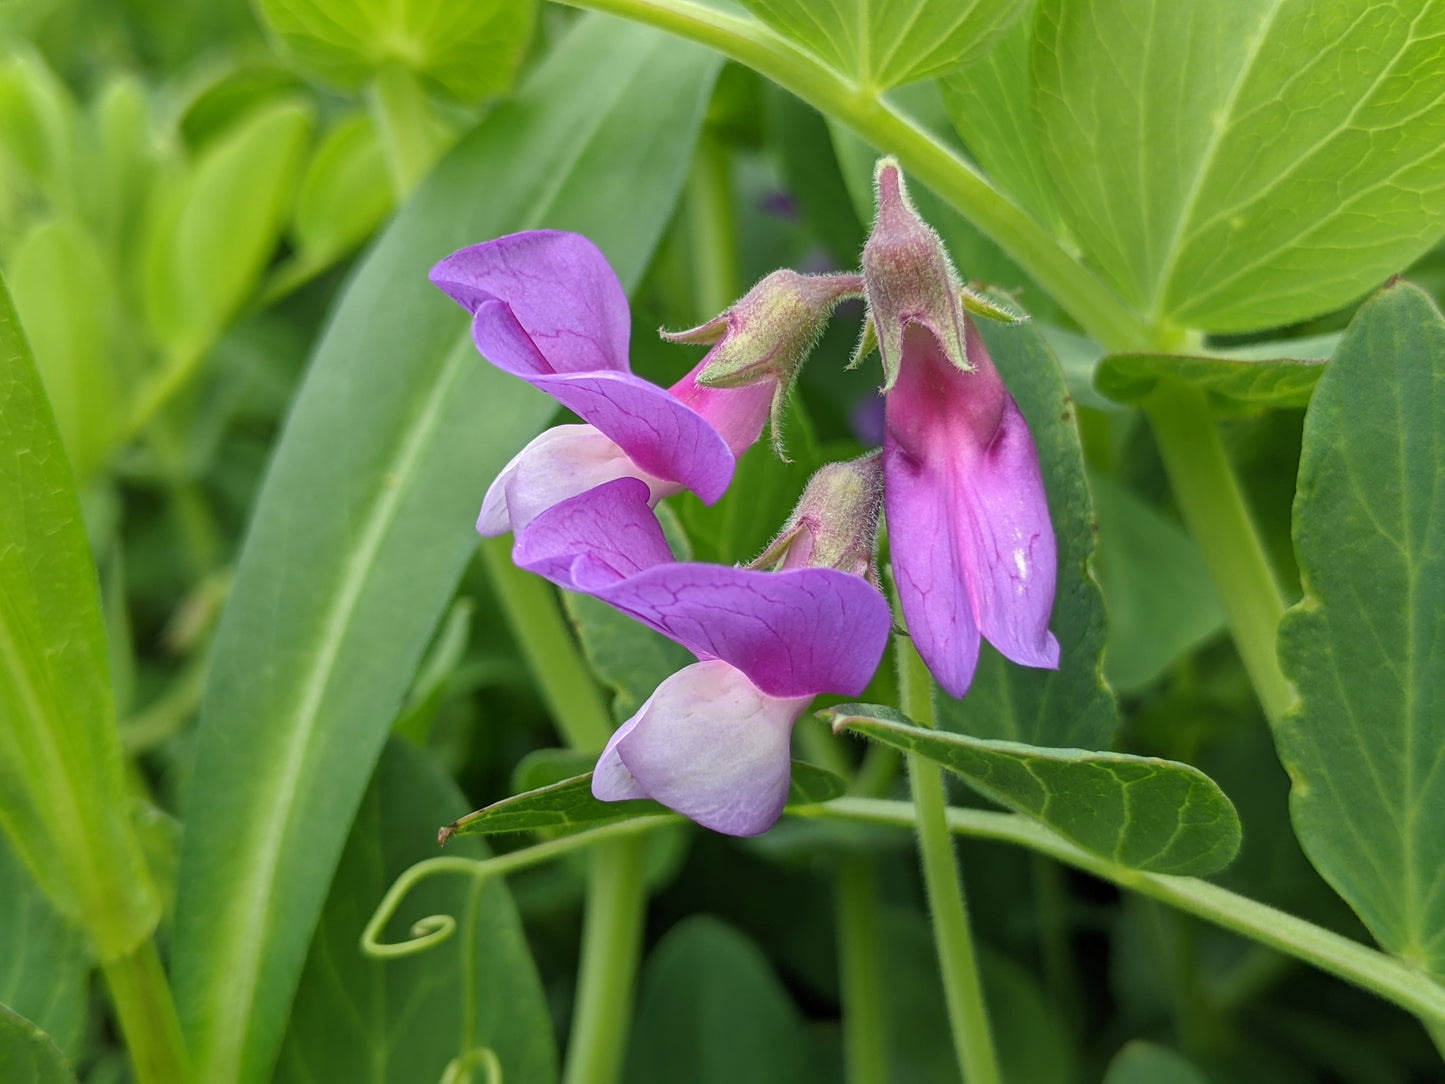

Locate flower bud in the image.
[861,157,971,390]
[752,452,884,585]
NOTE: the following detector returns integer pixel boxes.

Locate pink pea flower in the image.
[518,463,889,836]
[863,160,1060,698]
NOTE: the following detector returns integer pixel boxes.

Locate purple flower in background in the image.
[517,472,890,836]
[430,230,772,536]
[863,160,1059,698]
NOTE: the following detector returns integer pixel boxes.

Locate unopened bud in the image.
[861,158,970,390]
[751,452,884,585]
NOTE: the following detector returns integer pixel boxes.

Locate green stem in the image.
[562,837,650,1084]
[101,940,189,1084]
[812,799,1445,1029]
[553,0,1149,352]
[369,63,452,199]
[835,857,889,1084]
[479,537,613,751]
[899,640,1001,1084]
[1427,1019,1445,1062]
[1033,855,1082,1035]
[1143,379,1293,725]
[686,131,739,317]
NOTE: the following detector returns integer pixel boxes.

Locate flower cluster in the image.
[431,159,1058,836]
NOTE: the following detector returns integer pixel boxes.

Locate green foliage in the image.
[1103,1042,1209,1084]
[0,1005,76,1084]
[168,20,722,1084]
[1095,352,1327,414]
[564,593,692,721]
[1277,282,1445,977]
[0,275,159,960]
[935,317,1117,749]
[829,704,1241,875]
[740,0,1030,89]
[258,0,536,101]
[1033,0,1445,331]
[276,740,556,1083]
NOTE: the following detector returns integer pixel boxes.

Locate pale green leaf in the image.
[292,111,393,260]
[0,1005,76,1084]
[0,273,159,960]
[740,0,1029,89]
[276,740,556,1083]
[259,0,536,101]
[168,20,722,1084]
[828,704,1241,875]
[1033,0,1445,331]
[1276,281,1445,976]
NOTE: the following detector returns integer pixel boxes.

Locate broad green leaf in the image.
[292,111,393,261]
[1090,473,1225,691]
[445,763,847,840]
[0,273,159,959]
[169,20,722,1084]
[935,317,1118,748]
[86,75,155,265]
[143,99,312,355]
[259,0,535,101]
[740,0,1028,89]
[623,917,819,1084]
[828,704,1241,875]
[7,218,119,478]
[939,6,1064,235]
[176,63,308,152]
[0,49,79,213]
[1095,352,1327,415]
[1103,1041,1209,1084]
[0,834,89,1062]
[276,740,555,1083]
[563,592,692,721]
[1276,282,1445,976]
[1033,0,1445,331]
[0,1005,76,1084]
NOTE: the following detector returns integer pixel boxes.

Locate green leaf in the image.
[291,111,393,261]
[740,0,1029,89]
[169,20,721,1084]
[1033,0,1445,331]
[259,0,536,101]
[0,1005,76,1084]
[828,704,1241,875]
[563,592,692,721]
[7,218,120,478]
[445,763,847,840]
[1276,281,1445,976]
[143,99,313,355]
[623,917,819,1084]
[276,740,556,1083]
[0,48,79,212]
[1090,472,1225,691]
[939,6,1063,235]
[1095,352,1328,415]
[0,834,89,1062]
[0,273,159,960]
[1102,1041,1209,1084]
[935,317,1118,748]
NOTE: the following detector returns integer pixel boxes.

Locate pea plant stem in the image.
[101,940,190,1084]
[899,639,1002,1084]
[835,857,890,1084]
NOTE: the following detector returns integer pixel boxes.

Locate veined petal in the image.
[594,660,810,836]
[430,230,631,374]
[885,321,1058,697]
[512,477,674,585]
[592,563,891,699]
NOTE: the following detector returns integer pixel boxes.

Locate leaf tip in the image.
[438,823,457,848]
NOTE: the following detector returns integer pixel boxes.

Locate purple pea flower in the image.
[516,468,890,836]
[863,160,1059,698]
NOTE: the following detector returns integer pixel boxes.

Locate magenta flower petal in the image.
[885,322,1059,698]
[429,230,631,375]
[592,660,811,836]
[511,477,673,584]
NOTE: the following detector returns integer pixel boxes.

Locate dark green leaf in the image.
[445,762,846,840]
[740,0,1029,89]
[1095,352,1328,414]
[1103,1041,1209,1084]
[276,740,556,1083]
[0,272,159,959]
[169,21,721,1084]
[623,917,819,1084]
[563,592,692,721]
[1276,281,1445,977]
[1033,0,1445,330]
[828,704,1241,875]
[0,1005,76,1084]
[936,317,1118,749]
